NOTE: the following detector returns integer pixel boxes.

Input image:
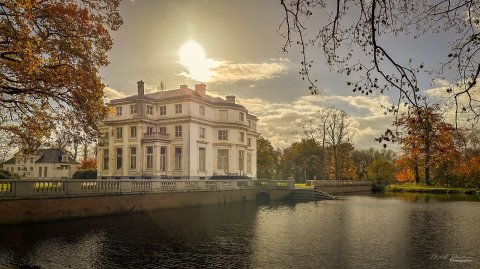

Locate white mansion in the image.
[97,81,258,180]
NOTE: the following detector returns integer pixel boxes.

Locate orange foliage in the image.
[394,157,415,183]
[78,158,97,170]
[1,1,122,152]
[454,156,480,180]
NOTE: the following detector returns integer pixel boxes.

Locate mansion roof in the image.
[110,86,247,110]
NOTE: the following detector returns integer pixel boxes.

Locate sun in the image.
[178,41,217,82]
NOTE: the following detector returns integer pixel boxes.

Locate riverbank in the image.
[386,184,479,195]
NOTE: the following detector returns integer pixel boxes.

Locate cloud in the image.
[103,86,127,101]
[177,42,287,83]
[210,61,287,83]
[236,94,395,150]
[426,78,480,126]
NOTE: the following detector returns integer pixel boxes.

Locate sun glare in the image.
[178,41,217,82]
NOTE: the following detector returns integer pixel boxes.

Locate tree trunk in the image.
[425,165,431,185]
[83,140,88,161]
[414,163,420,184]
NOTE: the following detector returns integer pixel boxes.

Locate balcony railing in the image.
[0,179,295,200]
[142,132,170,141]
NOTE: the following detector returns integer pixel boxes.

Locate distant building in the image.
[2,148,78,179]
[97,81,259,180]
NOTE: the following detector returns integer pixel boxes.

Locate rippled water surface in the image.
[0,193,479,269]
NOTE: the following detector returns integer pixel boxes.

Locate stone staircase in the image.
[282,189,336,202]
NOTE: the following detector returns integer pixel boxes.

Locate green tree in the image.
[1,1,122,153]
[282,139,325,182]
[367,159,395,185]
[257,136,281,179]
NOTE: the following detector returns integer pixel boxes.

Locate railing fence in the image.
[0,179,295,200]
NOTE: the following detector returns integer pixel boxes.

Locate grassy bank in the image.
[387,184,479,195]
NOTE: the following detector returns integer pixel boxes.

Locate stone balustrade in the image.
[0,179,295,200]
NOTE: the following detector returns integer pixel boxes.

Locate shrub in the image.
[0,169,20,180]
[72,169,97,179]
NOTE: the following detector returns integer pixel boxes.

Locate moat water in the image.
[0,193,479,269]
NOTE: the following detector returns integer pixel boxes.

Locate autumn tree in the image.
[279,0,480,125]
[395,104,459,184]
[0,1,122,153]
[78,157,96,170]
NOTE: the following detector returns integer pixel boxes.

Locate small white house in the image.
[2,148,78,179]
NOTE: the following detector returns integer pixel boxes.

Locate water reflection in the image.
[0,194,478,269]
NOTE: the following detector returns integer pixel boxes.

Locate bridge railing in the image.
[0,179,295,200]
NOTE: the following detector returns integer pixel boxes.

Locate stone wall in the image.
[313,180,373,194]
[0,189,291,225]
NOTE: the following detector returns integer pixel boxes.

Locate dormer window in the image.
[61,155,68,162]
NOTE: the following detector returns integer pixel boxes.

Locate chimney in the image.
[195,83,206,95]
[137,80,145,96]
[180,84,188,90]
[226,95,236,103]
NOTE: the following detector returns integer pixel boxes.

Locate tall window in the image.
[175,104,182,114]
[175,125,182,137]
[248,138,252,147]
[199,127,206,139]
[217,149,229,171]
[199,148,206,171]
[218,130,228,141]
[44,167,48,177]
[39,166,42,177]
[129,147,136,170]
[115,127,123,139]
[238,150,245,173]
[130,104,137,114]
[146,146,153,169]
[116,106,122,116]
[159,105,166,115]
[239,112,245,122]
[146,105,154,115]
[199,106,205,116]
[116,148,122,170]
[130,126,137,138]
[247,153,252,172]
[160,147,167,172]
[103,149,109,170]
[147,126,154,134]
[175,147,182,170]
[159,126,166,134]
[219,110,228,121]
[239,132,245,142]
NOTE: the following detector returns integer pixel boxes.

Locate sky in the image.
[100,0,468,150]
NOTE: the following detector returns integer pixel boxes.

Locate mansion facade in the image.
[97,81,258,180]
